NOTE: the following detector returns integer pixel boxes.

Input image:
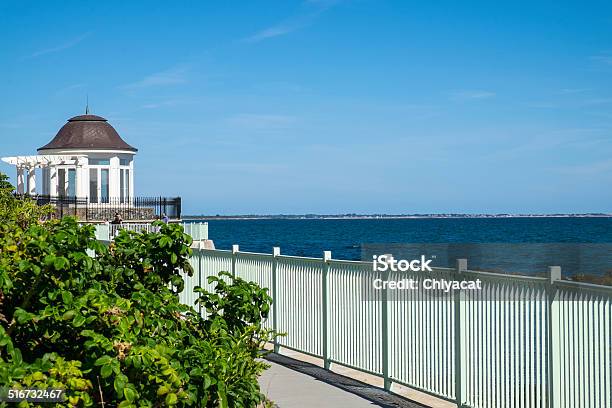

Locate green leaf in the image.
[62,310,76,321]
[203,374,211,389]
[165,393,178,405]
[118,318,129,332]
[95,355,112,366]
[101,364,113,378]
[84,257,93,269]
[157,385,170,396]
[44,255,56,266]
[73,314,86,327]
[114,375,126,395]
[61,290,73,303]
[14,308,35,324]
[159,236,172,248]
[217,389,228,408]
[53,256,68,270]
[10,348,23,365]
[123,387,137,403]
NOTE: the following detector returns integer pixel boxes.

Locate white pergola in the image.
[2,155,86,195]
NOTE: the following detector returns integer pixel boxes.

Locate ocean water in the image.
[185,218,612,277]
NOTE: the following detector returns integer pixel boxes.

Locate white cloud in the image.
[590,52,612,66]
[579,97,612,106]
[243,24,305,43]
[0,122,22,129]
[55,83,86,96]
[24,32,91,59]
[242,0,342,43]
[211,162,289,174]
[558,88,590,94]
[226,114,297,130]
[122,66,189,90]
[141,99,192,109]
[449,90,496,102]
[555,159,612,176]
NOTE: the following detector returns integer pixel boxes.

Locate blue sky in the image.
[1,0,611,214]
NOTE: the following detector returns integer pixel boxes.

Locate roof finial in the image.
[85,94,89,115]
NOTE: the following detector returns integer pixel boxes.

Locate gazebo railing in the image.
[15,194,181,221]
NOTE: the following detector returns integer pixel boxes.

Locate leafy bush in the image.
[0,174,274,407]
[0,173,54,228]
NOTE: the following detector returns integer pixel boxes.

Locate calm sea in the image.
[185,218,612,277]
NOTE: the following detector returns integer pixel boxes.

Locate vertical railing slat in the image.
[455,259,467,406]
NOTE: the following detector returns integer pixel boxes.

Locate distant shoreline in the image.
[183,213,612,220]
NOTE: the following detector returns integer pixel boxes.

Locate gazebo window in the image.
[120,169,130,203]
[58,169,66,197]
[67,169,76,197]
[89,168,98,203]
[90,158,110,165]
[101,169,109,203]
[42,169,50,195]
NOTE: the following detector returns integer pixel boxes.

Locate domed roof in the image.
[38,114,137,152]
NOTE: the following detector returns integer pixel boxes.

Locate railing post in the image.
[197,240,204,316]
[272,247,280,353]
[94,224,110,242]
[382,254,391,391]
[547,266,561,408]
[231,245,239,278]
[322,250,331,370]
[455,258,467,407]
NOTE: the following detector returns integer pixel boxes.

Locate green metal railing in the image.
[182,246,611,408]
[90,225,611,406]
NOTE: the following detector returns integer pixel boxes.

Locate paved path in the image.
[259,354,426,408]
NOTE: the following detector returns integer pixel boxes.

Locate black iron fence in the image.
[17,195,181,221]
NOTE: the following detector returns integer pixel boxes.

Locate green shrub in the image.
[0,174,274,407]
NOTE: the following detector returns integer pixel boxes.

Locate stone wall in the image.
[52,205,156,221]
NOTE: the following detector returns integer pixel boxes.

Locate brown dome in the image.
[38,114,137,152]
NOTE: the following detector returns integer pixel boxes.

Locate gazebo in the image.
[2,112,181,221]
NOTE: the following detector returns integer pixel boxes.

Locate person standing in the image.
[111,212,122,224]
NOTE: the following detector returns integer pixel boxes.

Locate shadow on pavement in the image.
[265,353,429,408]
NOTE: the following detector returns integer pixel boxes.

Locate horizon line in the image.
[182,213,612,219]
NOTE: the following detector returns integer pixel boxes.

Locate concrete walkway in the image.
[259,360,378,407]
[259,354,426,408]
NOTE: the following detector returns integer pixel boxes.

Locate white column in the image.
[75,166,84,198]
[27,167,36,195]
[129,158,135,197]
[110,156,120,199]
[16,167,25,194]
[77,158,89,199]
